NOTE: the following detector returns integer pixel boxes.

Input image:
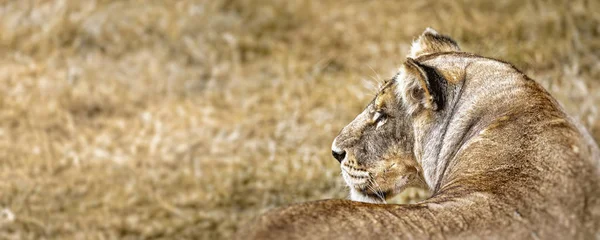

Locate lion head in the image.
[331,28,461,203]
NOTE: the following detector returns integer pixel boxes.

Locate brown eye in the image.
[373,111,386,123]
[374,110,388,129]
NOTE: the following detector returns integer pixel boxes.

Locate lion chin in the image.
[350,187,385,203]
[350,188,386,204]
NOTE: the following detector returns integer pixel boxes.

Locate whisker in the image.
[367,177,387,204]
[365,184,380,201]
[371,175,388,204]
[375,173,390,204]
[367,65,383,86]
[361,78,379,95]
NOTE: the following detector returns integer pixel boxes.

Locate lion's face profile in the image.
[332,28,462,203]
[332,80,425,203]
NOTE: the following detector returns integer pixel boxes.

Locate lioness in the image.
[238,28,600,239]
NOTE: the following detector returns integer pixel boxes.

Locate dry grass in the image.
[0,0,598,239]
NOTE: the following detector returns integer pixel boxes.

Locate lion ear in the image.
[395,58,442,114]
[409,28,460,58]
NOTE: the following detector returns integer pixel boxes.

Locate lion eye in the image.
[373,111,383,122]
[373,111,387,129]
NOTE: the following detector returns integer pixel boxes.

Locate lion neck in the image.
[414,56,525,193]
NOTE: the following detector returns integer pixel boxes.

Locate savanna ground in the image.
[0,0,598,239]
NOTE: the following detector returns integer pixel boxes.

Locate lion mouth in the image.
[341,165,393,202]
[341,169,368,186]
[341,164,369,184]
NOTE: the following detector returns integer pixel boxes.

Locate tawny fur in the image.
[237,28,600,240]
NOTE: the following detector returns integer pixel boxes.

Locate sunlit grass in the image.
[0,0,598,239]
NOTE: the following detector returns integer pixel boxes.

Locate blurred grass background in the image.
[0,0,598,239]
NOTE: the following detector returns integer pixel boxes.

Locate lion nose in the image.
[332,149,346,163]
[332,138,346,163]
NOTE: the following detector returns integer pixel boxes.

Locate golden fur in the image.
[237,29,600,239]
